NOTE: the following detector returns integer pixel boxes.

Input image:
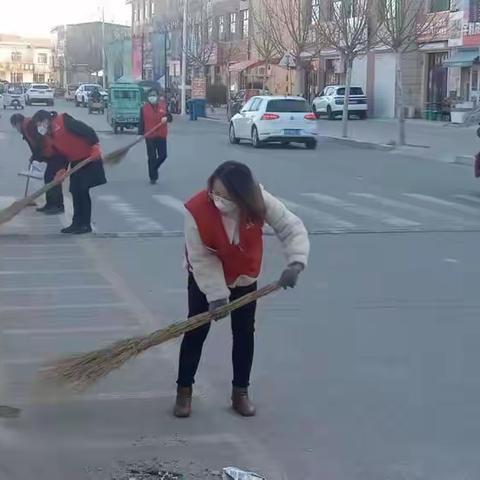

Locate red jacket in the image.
[185,190,264,285]
[50,114,96,162]
[140,102,168,139]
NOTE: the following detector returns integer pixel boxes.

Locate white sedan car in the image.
[312,85,368,119]
[229,96,317,149]
[25,84,54,106]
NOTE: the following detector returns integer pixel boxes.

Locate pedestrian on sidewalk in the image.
[31,110,107,234]
[175,161,310,418]
[10,113,66,215]
[138,88,170,185]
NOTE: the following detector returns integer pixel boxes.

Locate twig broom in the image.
[41,282,280,392]
[0,123,164,227]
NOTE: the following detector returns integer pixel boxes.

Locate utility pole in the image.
[181,0,188,115]
[101,5,107,88]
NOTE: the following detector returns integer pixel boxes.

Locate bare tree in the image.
[218,40,241,116]
[183,0,216,78]
[251,3,280,91]
[316,0,380,138]
[376,0,441,145]
[253,0,318,95]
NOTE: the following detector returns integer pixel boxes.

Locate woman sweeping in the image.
[32,110,106,234]
[175,161,310,418]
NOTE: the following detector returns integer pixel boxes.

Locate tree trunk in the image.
[396,51,406,146]
[262,61,268,92]
[342,60,353,139]
[293,66,304,96]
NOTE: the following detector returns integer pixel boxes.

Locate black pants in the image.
[146,137,167,181]
[71,188,92,227]
[44,158,65,208]
[177,274,257,388]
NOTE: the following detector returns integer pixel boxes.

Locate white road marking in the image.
[0,269,92,275]
[98,194,163,231]
[2,325,141,335]
[0,302,128,312]
[0,243,77,248]
[152,194,186,214]
[279,198,355,229]
[444,258,459,263]
[453,194,480,205]
[350,192,478,225]
[0,284,110,293]
[404,193,480,215]
[304,193,420,228]
[1,255,85,261]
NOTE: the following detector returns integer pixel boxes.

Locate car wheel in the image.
[83,98,88,107]
[306,139,317,150]
[251,126,262,148]
[229,123,240,144]
[327,106,334,120]
[312,105,320,119]
[359,111,367,120]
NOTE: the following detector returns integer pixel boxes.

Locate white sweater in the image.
[185,188,310,302]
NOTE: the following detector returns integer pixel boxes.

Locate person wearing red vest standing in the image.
[11,113,67,215]
[32,110,106,234]
[175,161,310,418]
[138,89,169,184]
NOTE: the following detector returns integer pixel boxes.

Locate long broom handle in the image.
[136,282,281,352]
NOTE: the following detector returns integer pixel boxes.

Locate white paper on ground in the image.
[222,467,266,480]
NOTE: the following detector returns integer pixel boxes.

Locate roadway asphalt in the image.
[0,101,480,480]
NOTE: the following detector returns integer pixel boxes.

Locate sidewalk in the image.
[203,106,479,164]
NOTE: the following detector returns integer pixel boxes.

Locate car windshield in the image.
[113,90,139,101]
[336,87,364,96]
[85,85,98,92]
[7,86,23,94]
[265,99,310,113]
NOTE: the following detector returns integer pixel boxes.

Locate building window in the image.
[207,18,213,40]
[331,0,356,19]
[34,73,46,83]
[430,0,450,12]
[311,0,320,23]
[37,53,48,64]
[230,12,237,35]
[469,0,480,22]
[10,72,23,83]
[11,51,22,62]
[219,15,225,39]
[241,9,249,38]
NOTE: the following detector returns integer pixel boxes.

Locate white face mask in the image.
[37,124,48,136]
[212,194,236,214]
[148,96,158,104]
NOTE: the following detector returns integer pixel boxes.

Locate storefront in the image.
[444,48,480,103]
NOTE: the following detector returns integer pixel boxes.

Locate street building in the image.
[0,34,54,84]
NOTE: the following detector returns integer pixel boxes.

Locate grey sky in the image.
[0,0,130,37]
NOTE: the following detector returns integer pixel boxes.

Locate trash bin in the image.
[194,98,207,118]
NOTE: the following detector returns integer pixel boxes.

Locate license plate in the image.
[284,129,300,136]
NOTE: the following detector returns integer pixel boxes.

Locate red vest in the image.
[142,102,167,139]
[50,114,93,162]
[185,190,264,285]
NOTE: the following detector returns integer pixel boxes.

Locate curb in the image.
[453,155,474,167]
[321,136,395,151]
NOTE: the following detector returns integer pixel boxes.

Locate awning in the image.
[229,60,263,72]
[443,49,480,67]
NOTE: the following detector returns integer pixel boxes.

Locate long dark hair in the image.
[208,161,266,223]
[31,109,56,126]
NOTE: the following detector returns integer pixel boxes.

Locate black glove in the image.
[278,263,304,289]
[209,298,229,321]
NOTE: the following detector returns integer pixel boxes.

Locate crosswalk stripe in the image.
[404,193,480,215]
[279,198,355,229]
[97,194,163,231]
[351,193,477,226]
[304,193,420,228]
[152,194,186,214]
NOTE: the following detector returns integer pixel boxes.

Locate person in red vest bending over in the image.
[10,113,67,215]
[138,88,169,185]
[32,110,106,234]
[175,161,310,418]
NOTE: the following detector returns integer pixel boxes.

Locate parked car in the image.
[25,83,54,106]
[75,84,108,107]
[2,83,26,110]
[229,95,317,149]
[312,85,368,119]
[65,84,80,101]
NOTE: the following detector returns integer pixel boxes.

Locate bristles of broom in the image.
[0,122,165,226]
[41,282,280,392]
